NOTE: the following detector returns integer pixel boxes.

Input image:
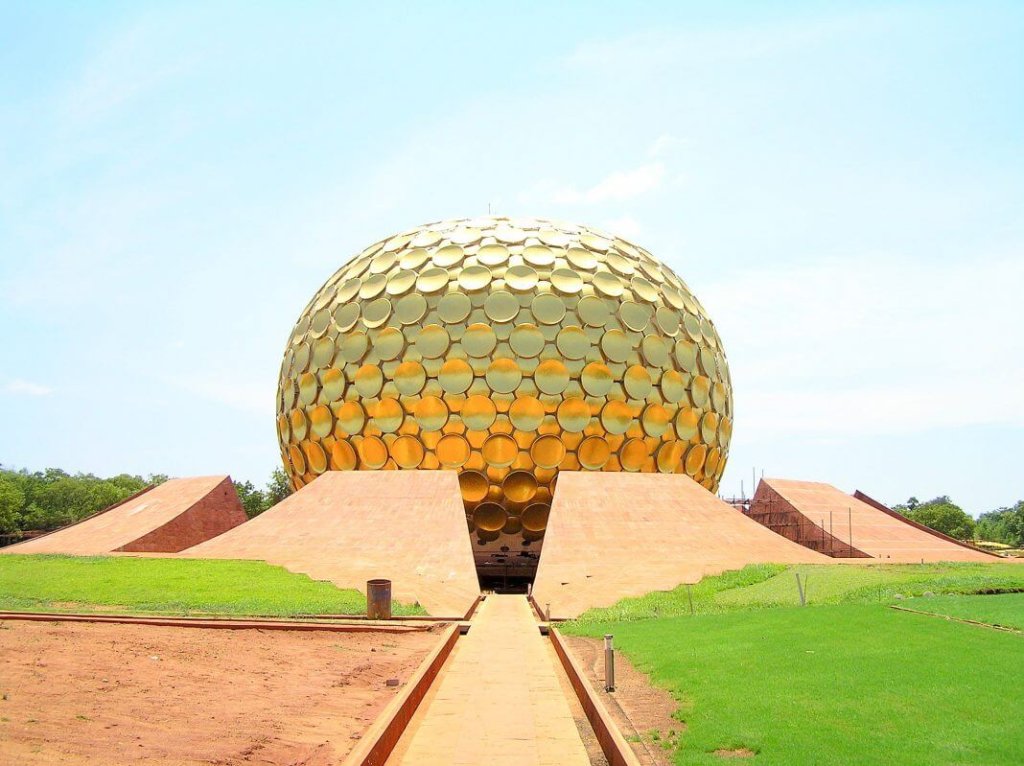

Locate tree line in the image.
[1,463,1020,549]
[893,495,1024,548]
[0,465,293,537]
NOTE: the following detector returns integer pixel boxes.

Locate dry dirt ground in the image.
[0,619,442,765]
[562,635,681,766]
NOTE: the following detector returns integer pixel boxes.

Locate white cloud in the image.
[4,379,53,396]
[601,216,642,239]
[519,162,665,206]
[168,374,274,415]
[648,134,679,158]
[698,251,1024,441]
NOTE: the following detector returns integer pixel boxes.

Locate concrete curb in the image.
[343,623,461,766]
[0,611,435,634]
[549,627,643,766]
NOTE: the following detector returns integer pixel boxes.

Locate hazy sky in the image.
[1,2,1021,515]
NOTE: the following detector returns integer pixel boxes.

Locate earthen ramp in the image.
[532,472,829,618]
[182,471,479,617]
[2,476,246,555]
[752,478,997,562]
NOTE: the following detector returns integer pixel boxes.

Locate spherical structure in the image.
[276,216,733,550]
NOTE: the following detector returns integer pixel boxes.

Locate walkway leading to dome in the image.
[386,594,591,765]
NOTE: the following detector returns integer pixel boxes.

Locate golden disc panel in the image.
[277,216,733,548]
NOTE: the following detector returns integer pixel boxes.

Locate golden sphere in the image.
[277,216,733,547]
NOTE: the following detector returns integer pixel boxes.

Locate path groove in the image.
[389,594,591,765]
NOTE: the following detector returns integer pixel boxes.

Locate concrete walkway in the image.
[389,595,590,765]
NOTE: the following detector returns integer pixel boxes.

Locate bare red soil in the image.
[0,619,441,765]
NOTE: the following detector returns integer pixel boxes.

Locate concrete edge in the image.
[342,623,461,766]
[0,611,435,634]
[463,594,483,620]
[889,604,1023,633]
[549,627,643,766]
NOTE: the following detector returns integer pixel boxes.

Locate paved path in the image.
[389,595,591,765]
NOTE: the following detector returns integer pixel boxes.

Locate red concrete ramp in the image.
[1,476,246,555]
[182,471,479,617]
[752,479,997,562]
[532,472,829,618]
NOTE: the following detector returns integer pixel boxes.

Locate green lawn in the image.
[565,563,1024,764]
[570,562,1024,627]
[898,592,1024,631]
[566,605,1024,765]
[0,554,425,616]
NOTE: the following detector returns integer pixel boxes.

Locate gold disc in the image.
[577,435,611,470]
[463,394,497,431]
[414,396,449,431]
[439,359,474,394]
[509,395,545,431]
[482,433,518,467]
[502,470,538,503]
[535,359,570,395]
[619,438,649,471]
[358,436,388,469]
[530,434,566,469]
[391,434,425,469]
[459,470,489,503]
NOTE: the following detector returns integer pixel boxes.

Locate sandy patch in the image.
[0,619,441,764]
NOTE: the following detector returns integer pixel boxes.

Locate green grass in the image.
[897,592,1024,630]
[0,554,426,616]
[570,562,1024,627]
[566,605,1024,765]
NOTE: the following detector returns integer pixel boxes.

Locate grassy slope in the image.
[571,562,1024,627]
[899,592,1024,630]
[569,605,1023,765]
[565,563,1024,764]
[0,554,426,616]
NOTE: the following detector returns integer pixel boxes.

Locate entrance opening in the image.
[471,533,543,593]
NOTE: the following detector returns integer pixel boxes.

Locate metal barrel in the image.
[366,578,392,620]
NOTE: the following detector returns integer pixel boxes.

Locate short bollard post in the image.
[366,578,392,620]
[604,634,615,692]
[546,602,551,622]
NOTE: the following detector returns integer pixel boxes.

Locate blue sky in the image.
[1,2,1021,515]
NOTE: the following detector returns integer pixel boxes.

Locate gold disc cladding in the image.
[277,216,734,537]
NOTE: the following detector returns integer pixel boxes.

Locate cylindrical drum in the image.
[366,578,392,620]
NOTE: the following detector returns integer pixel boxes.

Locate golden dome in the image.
[277,216,733,547]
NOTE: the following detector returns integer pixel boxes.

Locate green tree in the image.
[976,501,1024,546]
[233,480,268,519]
[0,477,25,534]
[896,496,975,541]
[265,467,293,507]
